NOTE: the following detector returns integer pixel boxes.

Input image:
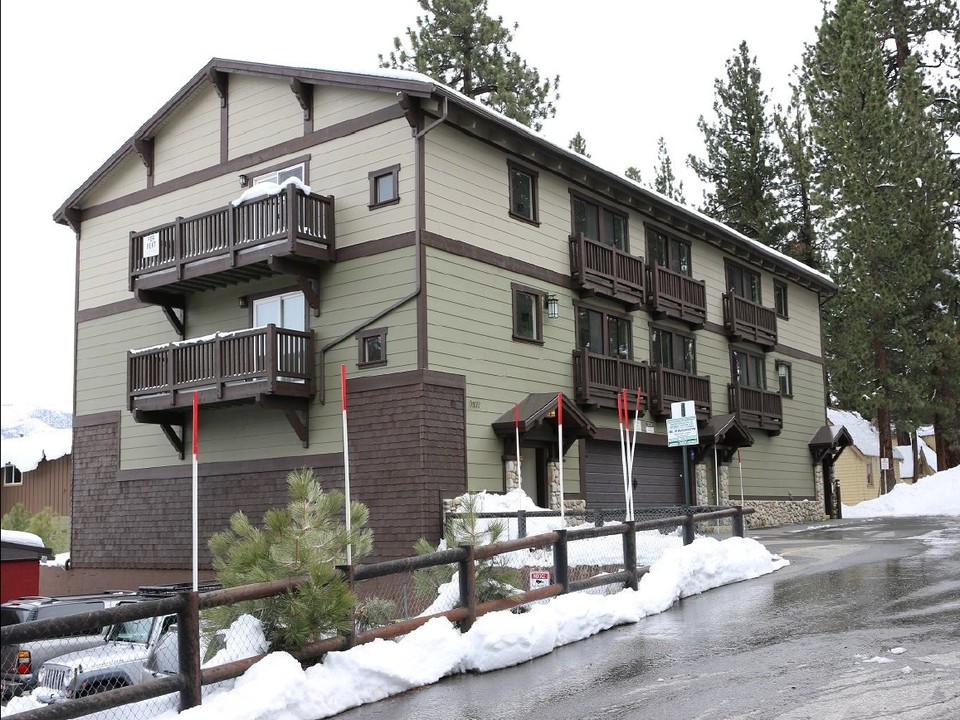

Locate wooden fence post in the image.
[458,545,477,632]
[177,590,202,712]
[683,509,696,546]
[733,506,745,538]
[622,520,638,591]
[554,529,569,593]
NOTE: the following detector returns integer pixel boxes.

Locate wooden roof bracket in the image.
[133,136,154,179]
[290,79,313,122]
[136,289,186,337]
[209,69,228,107]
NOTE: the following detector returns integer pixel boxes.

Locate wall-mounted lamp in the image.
[545,294,560,319]
[238,174,249,188]
[238,296,249,309]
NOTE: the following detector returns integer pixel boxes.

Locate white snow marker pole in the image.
[341,364,352,566]
[617,390,629,521]
[628,388,641,522]
[192,391,199,592]
[738,449,745,506]
[515,402,522,501]
[558,392,565,519]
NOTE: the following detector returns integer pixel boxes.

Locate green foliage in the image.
[207,468,372,651]
[413,494,521,615]
[652,137,686,204]
[1,504,70,554]
[624,166,642,184]
[568,131,590,158]
[355,597,398,633]
[380,0,559,131]
[688,41,785,247]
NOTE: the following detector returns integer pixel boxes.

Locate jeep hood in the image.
[43,642,150,672]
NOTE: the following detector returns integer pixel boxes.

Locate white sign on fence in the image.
[530,570,551,589]
[142,232,160,259]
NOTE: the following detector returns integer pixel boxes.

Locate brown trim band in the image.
[701,320,823,365]
[348,368,466,393]
[79,105,407,223]
[73,411,121,428]
[589,428,669,445]
[77,297,151,323]
[118,452,344,482]
[335,232,415,261]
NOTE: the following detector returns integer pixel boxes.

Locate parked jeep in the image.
[0,591,138,700]
[34,582,220,704]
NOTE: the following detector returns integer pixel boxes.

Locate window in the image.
[776,361,793,397]
[732,349,766,389]
[651,326,697,374]
[357,328,387,367]
[369,165,400,208]
[866,462,874,486]
[512,284,544,343]
[2,464,22,486]
[774,281,789,318]
[572,195,628,251]
[253,290,306,331]
[726,262,762,304]
[648,228,692,276]
[253,162,305,186]
[508,161,539,224]
[577,306,632,358]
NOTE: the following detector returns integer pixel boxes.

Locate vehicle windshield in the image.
[106,617,154,643]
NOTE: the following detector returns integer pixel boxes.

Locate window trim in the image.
[725,260,763,304]
[569,190,630,252]
[247,287,308,331]
[507,160,540,226]
[511,283,545,345]
[774,280,789,319]
[3,464,22,486]
[730,347,767,390]
[368,164,401,209]
[356,327,388,368]
[574,300,634,359]
[649,322,697,374]
[646,224,693,277]
[249,157,310,186]
[776,360,793,397]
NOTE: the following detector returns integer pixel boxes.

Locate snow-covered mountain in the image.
[1,403,73,471]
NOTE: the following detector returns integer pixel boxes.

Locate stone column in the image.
[504,459,521,492]
[694,461,709,506]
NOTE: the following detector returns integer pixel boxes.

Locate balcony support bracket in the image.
[136,289,186,337]
[160,423,186,460]
[258,395,310,447]
[132,409,185,459]
[268,256,321,316]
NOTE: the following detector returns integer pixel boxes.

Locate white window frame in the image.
[3,464,23,486]
[253,290,306,331]
[252,162,305,186]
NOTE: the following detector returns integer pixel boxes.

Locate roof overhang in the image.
[492,393,596,455]
[1,540,53,562]
[809,424,854,464]
[695,413,754,463]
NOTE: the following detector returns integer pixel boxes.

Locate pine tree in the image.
[652,137,687,204]
[624,166,642,184]
[380,0,560,131]
[806,0,958,491]
[688,41,785,247]
[568,131,590,157]
[208,468,373,651]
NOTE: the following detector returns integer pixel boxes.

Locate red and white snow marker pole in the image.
[617,390,630,520]
[557,392,565,519]
[192,391,199,592]
[341,364,352,566]
[515,402,522,499]
[627,388,641,521]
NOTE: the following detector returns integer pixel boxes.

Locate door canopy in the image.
[492,393,596,457]
[808,424,853,464]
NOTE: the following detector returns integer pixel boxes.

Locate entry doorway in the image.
[519,446,548,508]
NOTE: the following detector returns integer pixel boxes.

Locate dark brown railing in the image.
[722,293,777,348]
[569,234,644,307]
[649,367,712,420]
[129,184,335,291]
[573,349,650,409]
[128,325,314,411]
[646,264,707,326]
[728,382,783,434]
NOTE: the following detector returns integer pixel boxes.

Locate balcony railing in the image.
[129,183,335,294]
[648,367,712,420]
[128,325,314,413]
[573,349,650,410]
[569,234,644,308]
[646,264,707,327]
[722,293,777,349]
[728,383,783,435]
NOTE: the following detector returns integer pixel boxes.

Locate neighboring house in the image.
[54,59,841,589]
[1,405,72,519]
[897,428,938,483]
[0,529,52,602]
[827,409,903,506]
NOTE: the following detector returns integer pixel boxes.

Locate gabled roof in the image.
[491,393,595,453]
[55,58,836,293]
[826,408,903,460]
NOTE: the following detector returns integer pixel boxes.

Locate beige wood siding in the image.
[228,74,302,160]
[312,86,396,128]
[153,85,222,184]
[0,455,71,517]
[83,154,146,207]
[834,448,882,505]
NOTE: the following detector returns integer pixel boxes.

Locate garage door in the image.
[583,440,685,509]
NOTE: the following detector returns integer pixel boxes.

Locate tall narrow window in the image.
[508,162,538,223]
[776,361,793,396]
[774,281,789,318]
[369,165,400,208]
[512,284,543,343]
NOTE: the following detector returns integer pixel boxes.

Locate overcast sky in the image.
[0,0,827,413]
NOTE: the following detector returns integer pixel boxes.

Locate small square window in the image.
[776,361,793,397]
[508,161,539,224]
[3,464,23,486]
[357,328,387,367]
[369,165,400,208]
[512,284,544,344]
[774,281,789,318]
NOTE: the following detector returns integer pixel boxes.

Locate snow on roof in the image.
[1,528,46,548]
[827,408,903,460]
[1,404,72,472]
[896,442,938,478]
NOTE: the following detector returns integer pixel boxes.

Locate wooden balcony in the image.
[128,325,314,451]
[728,383,783,435]
[129,184,335,313]
[573,349,650,410]
[648,367,712,421]
[722,293,777,349]
[569,234,644,309]
[646,264,707,327]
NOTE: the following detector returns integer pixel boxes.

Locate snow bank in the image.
[843,466,960,518]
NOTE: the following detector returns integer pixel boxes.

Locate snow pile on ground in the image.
[843,466,960,518]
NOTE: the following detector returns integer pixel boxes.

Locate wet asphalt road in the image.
[339,516,960,719]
